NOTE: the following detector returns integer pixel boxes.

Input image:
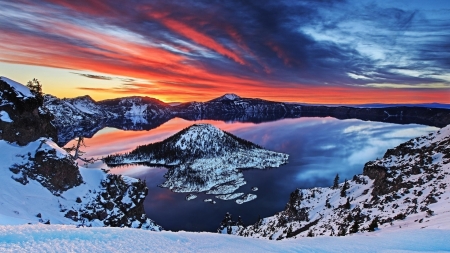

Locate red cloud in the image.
[147,12,247,65]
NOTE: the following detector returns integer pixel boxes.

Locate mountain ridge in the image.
[39,88,450,146]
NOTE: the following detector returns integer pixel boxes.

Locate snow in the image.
[223,93,240,100]
[125,103,147,116]
[235,123,450,239]
[107,124,288,196]
[215,193,244,200]
[186,194,197,201]
[235,193,257,204]
[0,111,12,122]
[0,138,160,230]
[70,97,102,115]
[211,93,241,102]
[0,77,34,99]
[0,224,449,252]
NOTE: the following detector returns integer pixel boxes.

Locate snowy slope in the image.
[208,93,241,102]
[0,138,161,230]
[232,124,450,239]
[0,224,449,253]
[0,76,34,99]
[104,124,288,197]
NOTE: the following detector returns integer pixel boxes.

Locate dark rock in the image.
[9,141,83,195]
[0,79,57,145]
[64,210,79,221]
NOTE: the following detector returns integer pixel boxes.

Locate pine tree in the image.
[367,217,378,232]
[350,220,359,233]
[340,179,348,197]
[236,216,244,226]
[333,174,339,189]
[26,78,44,105]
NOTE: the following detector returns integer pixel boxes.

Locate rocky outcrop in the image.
[2,137,161,230]
[0,77,57,145]
[232,124,450,239]
[67,173,160,229]
[10,139,83,195]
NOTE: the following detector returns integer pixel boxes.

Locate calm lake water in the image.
[70,117,437,232]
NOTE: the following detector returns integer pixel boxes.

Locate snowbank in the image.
[0,224,449,253]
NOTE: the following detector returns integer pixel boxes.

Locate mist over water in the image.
[71,117,437,231]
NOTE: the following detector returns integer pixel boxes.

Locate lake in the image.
[68,117,437,232]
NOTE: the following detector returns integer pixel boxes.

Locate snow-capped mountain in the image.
[97,96,171,117]
[225,124,450,239]
[0,78,161,230]
[44,95,173,145]
[44,94,110,145]
[208,93,241,102]
[104,124,288,196]
[173,94,299,116]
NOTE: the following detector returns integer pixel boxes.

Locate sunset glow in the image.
[0,1,449,104]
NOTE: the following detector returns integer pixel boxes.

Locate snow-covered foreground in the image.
[0,225,449,253]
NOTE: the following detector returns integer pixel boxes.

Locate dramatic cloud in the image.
[0,0,449,103]
[71,73,113,80]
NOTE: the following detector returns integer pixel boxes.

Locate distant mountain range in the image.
[291,102,450,109]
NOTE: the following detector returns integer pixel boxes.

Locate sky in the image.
[0,0,449,104]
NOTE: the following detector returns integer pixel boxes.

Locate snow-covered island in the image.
[104,124,288,196]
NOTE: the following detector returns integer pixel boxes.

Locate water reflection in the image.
[69,117,437,232]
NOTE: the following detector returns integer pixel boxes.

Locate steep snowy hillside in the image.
[0,138,161,230]
[104,124,288,197]
[0,78,161,231]
[227,124,450,239]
